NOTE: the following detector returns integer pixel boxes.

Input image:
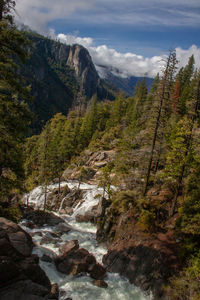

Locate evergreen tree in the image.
[131,79,148,127]
[0,0,31,200]
[144,50,177,195]
[80,95,98,147]
[169,73,200,215]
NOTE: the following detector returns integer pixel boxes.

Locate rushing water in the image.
[21,181,151,300]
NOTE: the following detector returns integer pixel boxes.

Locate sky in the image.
[15,0,200,78]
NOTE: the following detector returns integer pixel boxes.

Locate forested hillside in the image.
[0,1,200,299]
[22,51,200,298]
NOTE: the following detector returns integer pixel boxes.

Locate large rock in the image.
[40,232,62,245]
[0,217,56,299]
[22,207,64,226]
[55,241,106,280]
[102,230,179,300]
[89,263,106,280]
[92,279,108,288]
[59,240,79,256]
[54,222,72,234]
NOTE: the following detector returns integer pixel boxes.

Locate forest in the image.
[0,1,200,299]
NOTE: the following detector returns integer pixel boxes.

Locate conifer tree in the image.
[144,51,177,195]
[131,79,148,127]
[80,95,98,147]
[0,0,31,200]
[169,74,200,215]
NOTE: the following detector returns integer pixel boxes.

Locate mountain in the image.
[96,65,154,95]
[19,32,114,133]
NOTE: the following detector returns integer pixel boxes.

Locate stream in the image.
[21,181,151,300]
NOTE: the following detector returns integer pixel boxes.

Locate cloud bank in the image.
[58,33,200,78]
[15,0,93,33]
[14,0,200,78]
[15,0,200,32]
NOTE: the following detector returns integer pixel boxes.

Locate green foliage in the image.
[164,117,192,180]
[98,163,114,199]
[0,1,31,200]
[80,95,98,147]
[177,157,200,236]
[137,209,156,232]
[168,253,200,300]
[0,205,21,223]
[111,190,136,213]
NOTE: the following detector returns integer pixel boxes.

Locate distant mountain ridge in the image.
[18,31,154,133]
[96,65,154,95]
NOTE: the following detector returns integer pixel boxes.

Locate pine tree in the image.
[131,79,148,127]
[169,73,200,215]
[0,0,31,200]
[80,95,98,147]
[144,51,177,195]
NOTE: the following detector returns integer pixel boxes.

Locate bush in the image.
[167,253,200,300]
[112,190,136,213]
[0,205,22,223]
[137,209,156,232]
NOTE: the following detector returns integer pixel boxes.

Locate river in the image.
[21,181,151,300]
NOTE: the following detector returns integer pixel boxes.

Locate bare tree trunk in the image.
[43,183,47,212]
[26,195,29,207]
[144,51,176,195]
[58,176,61,194]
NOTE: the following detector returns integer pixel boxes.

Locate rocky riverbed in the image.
[17,180,151,300]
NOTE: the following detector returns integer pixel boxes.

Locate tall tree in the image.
[144,51,177,195]
[0,0,31,200]
[170,73,200,215]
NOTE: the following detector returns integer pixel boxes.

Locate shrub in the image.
[0,205,22,223]
[137,209,156,232]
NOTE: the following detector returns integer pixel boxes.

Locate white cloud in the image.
[15,0,93,33]
[15,0,200,33]
[14,0,200,78]
[55,33,200,78]
[58,33,93,49]
[176,45,200,69]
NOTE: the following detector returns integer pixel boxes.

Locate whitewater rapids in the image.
[21,181,151,300]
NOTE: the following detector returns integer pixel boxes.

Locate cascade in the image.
[21,181,151,300]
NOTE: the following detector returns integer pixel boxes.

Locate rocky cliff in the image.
[20,32,114,133]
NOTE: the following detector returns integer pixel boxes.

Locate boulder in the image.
[55,222,72,234]
[22,208,64,227]
[8,231,33,256]
[89,263,106,280]
[40,232,62,245]
[92,279,108,288]
[0,280,50,300]
[75,214,94,223]
[41,254,53,263]
[0,217,55,299]
[55,246,106,280]
[59,240,79,256]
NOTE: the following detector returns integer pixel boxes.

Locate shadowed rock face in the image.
[67,44,100,98]
[19,34,114,133]
[0,217,57,300]
[96,189,180,300]
[55,240,106,280]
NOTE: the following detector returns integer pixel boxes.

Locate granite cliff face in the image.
[20,33,114,133]
[67,44,100,98]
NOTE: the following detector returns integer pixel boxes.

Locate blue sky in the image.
[15,0,200,77]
